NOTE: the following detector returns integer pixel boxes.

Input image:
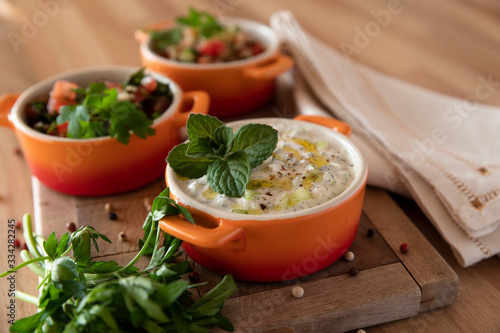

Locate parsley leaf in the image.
[176,7,223,38]
[150,28,183,50]
[55,70,161,145]
[167,114,278,197]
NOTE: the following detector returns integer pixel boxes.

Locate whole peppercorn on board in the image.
[31,178,458,332]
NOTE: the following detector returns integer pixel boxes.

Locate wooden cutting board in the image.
[32,178,458,333]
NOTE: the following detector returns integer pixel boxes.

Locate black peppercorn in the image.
[367,228,374,238]
[189,271,200,283]
[349,266,360,277]
[108,212,118,221]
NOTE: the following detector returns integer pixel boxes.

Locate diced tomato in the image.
[133,86,147,103]
[140,76,157,93]
[57,122,68,136]
[47,80,78,114]
[47,99,68,115]
[104,80,123,91]
[198,39,226,57]
[251,42,264,55]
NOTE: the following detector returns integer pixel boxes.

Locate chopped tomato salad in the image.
[26,69,172,144]
[149,8,266,64]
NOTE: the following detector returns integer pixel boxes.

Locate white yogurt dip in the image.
[175,123,355,215]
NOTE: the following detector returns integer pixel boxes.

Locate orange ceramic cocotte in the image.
[136,18,294,118]
[0,66,210,196]
[160,116,368,282]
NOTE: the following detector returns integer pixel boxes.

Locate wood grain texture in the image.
[1,1,500,332]
[216,263,421,333]
[363,188,459,312]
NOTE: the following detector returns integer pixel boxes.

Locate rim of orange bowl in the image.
[166,117,368,222]
[9,66,182,143]
[140,17,281,70]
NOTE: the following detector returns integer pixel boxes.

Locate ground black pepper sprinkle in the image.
[367,228,375,238]
[189,271,200,283]
[108,212,118,221]
[349,266,360,277]
[260,204,267,210]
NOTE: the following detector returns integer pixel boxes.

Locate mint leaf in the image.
[207,150,250,197]
[232,123,278,168]
[186,137,216,157]
[168,114,278,197]
[213,125,234,156]
[167,143,217,178]
[186,113,224,140]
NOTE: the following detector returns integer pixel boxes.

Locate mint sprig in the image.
[167,114,278,197]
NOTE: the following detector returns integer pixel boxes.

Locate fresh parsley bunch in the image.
[1,188,237,333]
[167,114,278,197]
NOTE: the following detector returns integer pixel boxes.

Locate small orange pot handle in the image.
[135,20,174,43]
[243,54,294,81]
[159,215,244,249]
[294,115,352,138]
[173,91,210,128]
[0,93,19,129]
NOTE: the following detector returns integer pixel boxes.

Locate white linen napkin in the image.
[271,11,500,266]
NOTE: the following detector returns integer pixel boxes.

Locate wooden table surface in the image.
[1,1,499,332]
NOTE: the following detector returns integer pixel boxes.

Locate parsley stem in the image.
[15,290,39,305]
[148,219,162,267]
[37,272,51,290]
[117,217,157,274]
[82,218,157,282]
[60,244,73,257]
[23,214,43,259]
[0,255,50,277]
[20,250,45,277]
